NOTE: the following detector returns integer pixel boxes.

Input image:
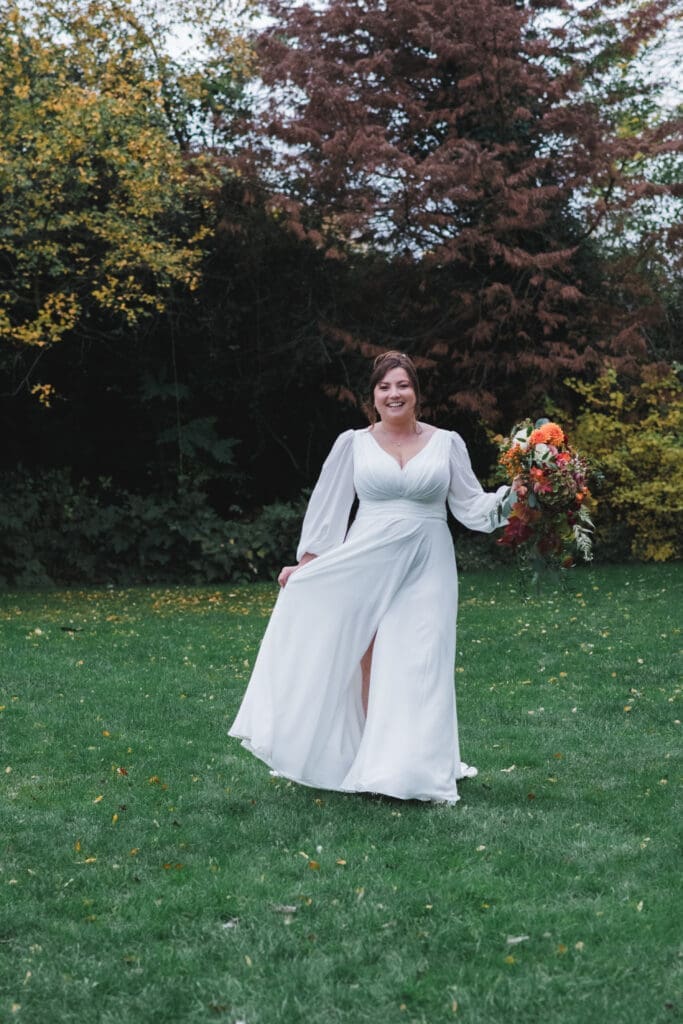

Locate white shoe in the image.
[459,763,478,779]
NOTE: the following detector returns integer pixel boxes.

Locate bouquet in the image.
[496,418,594,572]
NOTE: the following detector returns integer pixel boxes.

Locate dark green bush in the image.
[0,468,306,587]
[0,464,629,589]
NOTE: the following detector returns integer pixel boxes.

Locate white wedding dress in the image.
[229,427,512,803]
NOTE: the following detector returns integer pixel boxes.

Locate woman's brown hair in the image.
[365,351,421,425]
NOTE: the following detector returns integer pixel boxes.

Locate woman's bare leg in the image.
[360,636,375,716]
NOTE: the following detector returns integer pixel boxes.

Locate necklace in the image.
[377,422,422,446]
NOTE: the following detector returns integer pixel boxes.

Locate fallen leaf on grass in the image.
[272,904,297,914]
[93,795,103,804]
[507,935,529,945]
[501,765,516,773]
[308,860,320,871]
[336,859,347,866]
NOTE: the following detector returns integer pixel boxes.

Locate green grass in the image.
[0,564,681,1024]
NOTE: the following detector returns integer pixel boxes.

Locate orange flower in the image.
[499,444,525,479]
[528,422,565,447]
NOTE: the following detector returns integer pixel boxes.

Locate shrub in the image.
[0,468,306,587]
[565,369,682,562]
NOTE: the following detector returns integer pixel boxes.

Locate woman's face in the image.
[374,367,417,423]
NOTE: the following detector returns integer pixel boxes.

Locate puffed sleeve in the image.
[296,429,357,561]
[447,432,516,533]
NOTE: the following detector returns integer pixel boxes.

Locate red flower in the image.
[530,467,553,494]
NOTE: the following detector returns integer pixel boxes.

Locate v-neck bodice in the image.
[366,428,439,471]
[354,427,451,508]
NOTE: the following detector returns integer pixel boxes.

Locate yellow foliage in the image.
[565,370,683,562]
[0,1,224,354]
[30,383,56,407]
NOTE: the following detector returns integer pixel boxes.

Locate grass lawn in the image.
[0,563,681,1024]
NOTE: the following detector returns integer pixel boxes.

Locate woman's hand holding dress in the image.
[278,553,317,588]
[277,566,298,587]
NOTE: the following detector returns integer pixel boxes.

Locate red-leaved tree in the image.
[243,0,682,423]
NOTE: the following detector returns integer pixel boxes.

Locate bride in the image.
[229,351,516,804]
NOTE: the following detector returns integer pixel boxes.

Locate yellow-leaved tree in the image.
[0,0,252,357]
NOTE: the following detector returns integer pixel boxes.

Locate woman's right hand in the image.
[278,552,317,587]
[277,565,299,588]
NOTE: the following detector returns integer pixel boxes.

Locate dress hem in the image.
[230,732,463,804]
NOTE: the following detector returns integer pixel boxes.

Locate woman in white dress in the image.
[229,352,516,804]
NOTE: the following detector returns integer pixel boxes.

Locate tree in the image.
[244,0,683,423]
[0,3,197,359]
[0,0,256,496]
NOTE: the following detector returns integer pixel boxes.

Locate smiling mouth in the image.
[386,401,404,407]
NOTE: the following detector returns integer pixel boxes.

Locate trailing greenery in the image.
[1,564,680,1023]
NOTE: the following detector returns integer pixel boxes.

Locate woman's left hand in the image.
[512,475,527,498]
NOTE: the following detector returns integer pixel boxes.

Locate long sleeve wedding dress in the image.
[229,427,511,804]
